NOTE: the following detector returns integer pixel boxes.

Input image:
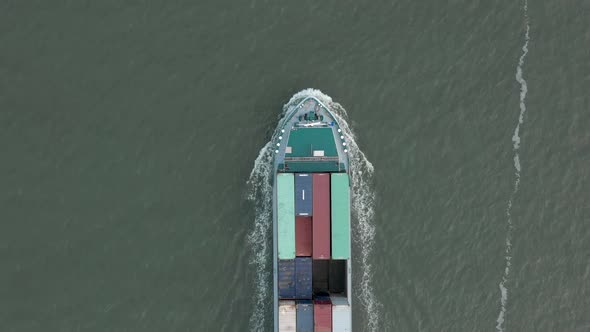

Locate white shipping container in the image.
[331,295,351,332]
[279,300,297,331]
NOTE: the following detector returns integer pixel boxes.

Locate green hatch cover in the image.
[287,127,338,157]
[330,173,351,259]
[277,173,295,259]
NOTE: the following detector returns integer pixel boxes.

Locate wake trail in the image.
[329,101,381,332]
[246,89,380,331]
[496,1,530,331]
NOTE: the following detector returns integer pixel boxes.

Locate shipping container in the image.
[279,300,297,331]
[278,173,296,259]
[294,257,312,299]
[314,300,332,332]
[295,216,312,256]
[295,174,313,215]
[279,260,296,299]
[312,173,330,259]
[296,300,314,332]
[330,173,350,259]
[330,295,351,332]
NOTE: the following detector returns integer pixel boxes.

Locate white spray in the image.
[329,99,381,332]
[496,1,530,331]
[246,140,274,332]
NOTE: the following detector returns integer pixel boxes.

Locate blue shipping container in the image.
[296,300,314,332]
[295,257,312,299]
[295,174,313,215]
[279,260,295,299]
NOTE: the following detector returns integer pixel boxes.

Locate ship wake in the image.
[246,96,293,331]
[327,95,381,332]
[496,1,530,331]
[247,88,380,331]
[247,140,275,332]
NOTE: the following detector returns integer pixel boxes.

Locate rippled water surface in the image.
[1,1,589,331]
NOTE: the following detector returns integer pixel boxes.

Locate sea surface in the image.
[1,1,589,331]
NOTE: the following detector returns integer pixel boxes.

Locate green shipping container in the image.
[277,173,296,259]
[330,173,351,259]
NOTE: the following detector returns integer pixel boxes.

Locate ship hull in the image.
[272,94,352,332]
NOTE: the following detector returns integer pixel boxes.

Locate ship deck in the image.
[272,96,352,331]
[273,97,349,173]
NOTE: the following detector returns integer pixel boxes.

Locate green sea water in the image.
[1,1,589,331]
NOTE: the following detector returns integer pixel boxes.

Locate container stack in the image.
[278,173,295,259]
[330,173,350,260]
[278,300,296,331]
[312,173,330,259]
[295,257,312,299]
[278,260,295,299]
[296,300,314,332]
[277,172,352,331]
[331,294,352,332]
[295,173,312,215]
[295,216,312,256]
[314,296,332,332]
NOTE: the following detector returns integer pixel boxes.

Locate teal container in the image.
[277,173,296,259]
[330,173,350,259]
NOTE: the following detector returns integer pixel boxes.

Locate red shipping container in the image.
[314,302,332,332]
[296,216,313,256]
[312,173,330,259]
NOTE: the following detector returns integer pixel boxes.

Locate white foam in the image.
[246,91,314,331]
[496,2,530,331]
[246,140,274,332]
[328,100,380,332]
[247,89,380,331]
[305,90,381,331]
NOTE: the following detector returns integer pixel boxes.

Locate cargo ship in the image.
[272,95,352,331]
